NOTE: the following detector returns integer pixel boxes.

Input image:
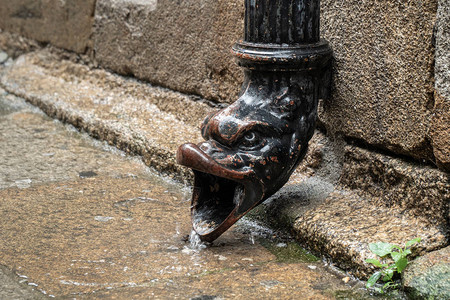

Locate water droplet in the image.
[94,216,114,222]
[15,179,32,189]
[167,245,179,251]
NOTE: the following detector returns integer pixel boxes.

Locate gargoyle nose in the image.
[204,112,241,146]
[218,118,239,141]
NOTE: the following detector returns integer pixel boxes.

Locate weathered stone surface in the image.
[293,191,447,279]
[435,0,450,106]
[0,50,216,183]
[432,1,450,171]
[92,0,446,169]
[0,0,95,53]
[247,177,335,232]
[339,146,449,230]
[264,131,449,234]
[432,92,450,171]
[0,30,40,59]
[94,0,244,103]
[320,0,437,162]
[403,246,450,300]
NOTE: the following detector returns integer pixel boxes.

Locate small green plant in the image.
[365,237,421,293]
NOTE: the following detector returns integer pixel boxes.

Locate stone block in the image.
[431,92,450,171]
[432,0,450,171]
[93,0,244,103]
[340,145,449,229]
[403,246,450,300]
[0,0,96,53]
[320,0,438,162]
[293,191,447,279]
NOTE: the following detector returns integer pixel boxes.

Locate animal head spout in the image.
[177,0,331,242]
[177,72,318,242]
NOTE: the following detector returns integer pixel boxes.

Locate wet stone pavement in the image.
[0,89,385,299]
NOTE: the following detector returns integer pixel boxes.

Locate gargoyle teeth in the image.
[191,171,245,237]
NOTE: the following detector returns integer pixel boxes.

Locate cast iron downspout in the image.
[177,0,332,242]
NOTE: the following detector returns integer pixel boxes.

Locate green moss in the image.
[334,289,405,300]
[404,263,450,300]
[259,239,319,263]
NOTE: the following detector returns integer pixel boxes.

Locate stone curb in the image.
[0,49,216,183]
[249,179,448,279]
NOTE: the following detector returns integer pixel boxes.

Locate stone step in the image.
[249,177,448,279]
[0,49,215,183]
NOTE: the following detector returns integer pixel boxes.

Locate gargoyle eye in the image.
[239,132,262,149]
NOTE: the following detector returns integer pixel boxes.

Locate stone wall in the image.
[0,0,96,53]
[320,1,437,162]
[433,0,450,170]
[94,0,244,103]
[93,0,449,171]
[0,0,448,171]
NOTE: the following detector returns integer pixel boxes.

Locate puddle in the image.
[259,238,320,263]
[188,230,208,250]
[0,92,28,116]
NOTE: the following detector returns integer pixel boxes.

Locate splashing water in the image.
[250,233,256,245]
[181,230,207,256]
[188,229,207,250]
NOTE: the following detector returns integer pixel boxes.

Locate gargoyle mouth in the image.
[177,143,263,242]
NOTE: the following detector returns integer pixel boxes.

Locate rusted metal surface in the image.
[177,0,332,242]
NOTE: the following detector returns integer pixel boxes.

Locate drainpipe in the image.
[177,0,332,242]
